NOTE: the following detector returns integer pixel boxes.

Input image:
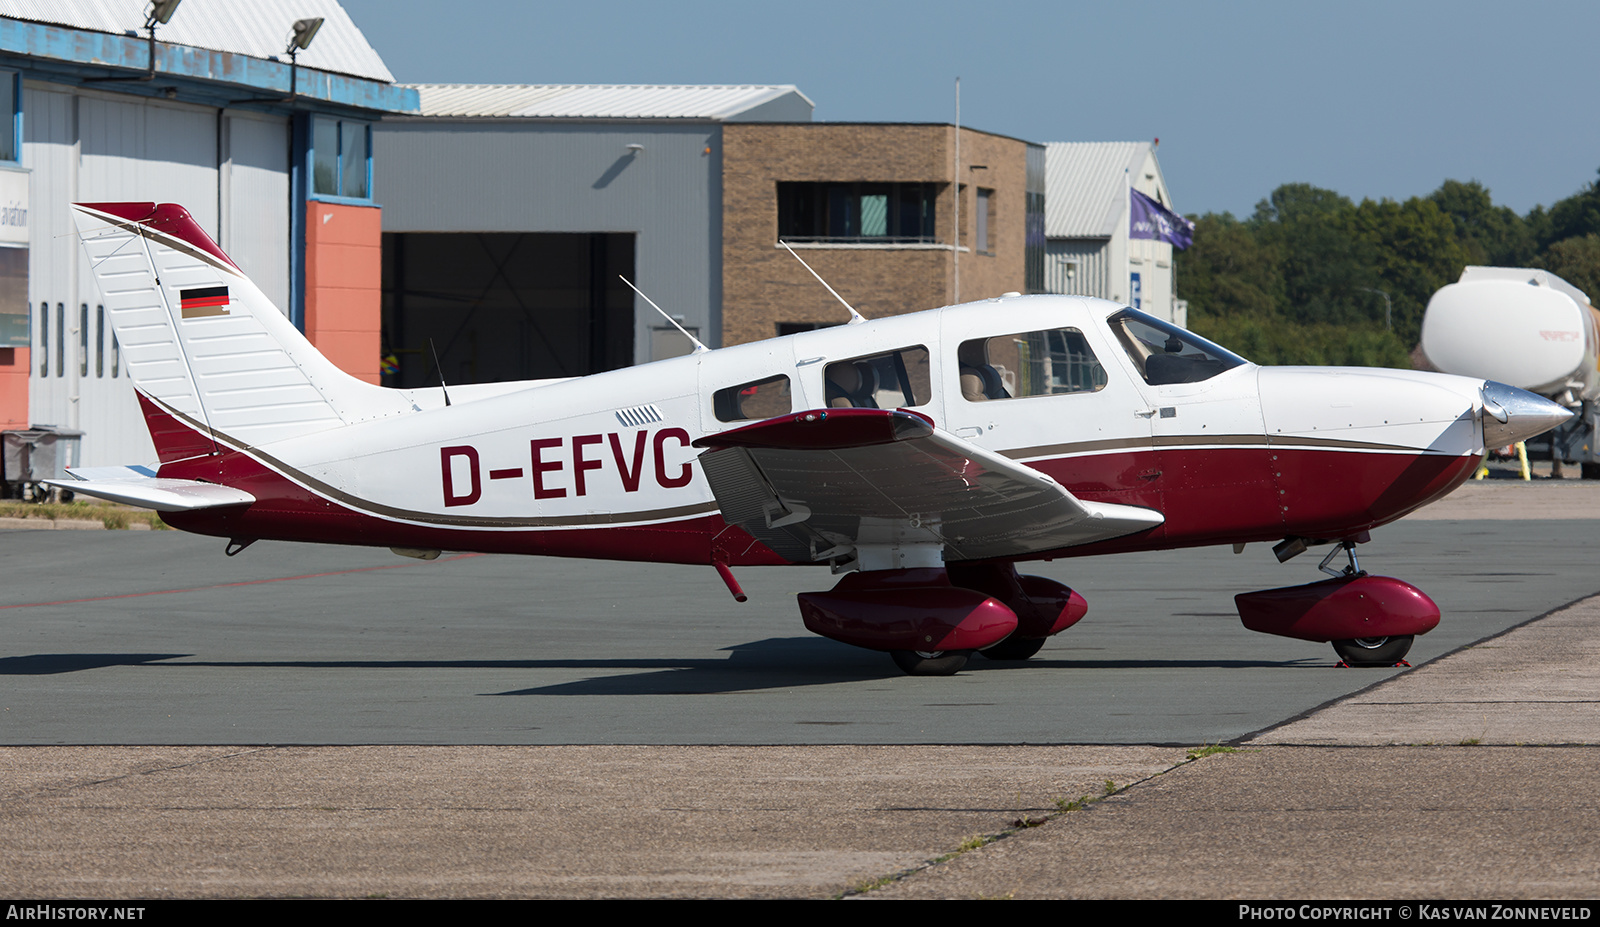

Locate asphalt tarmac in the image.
[0,478,1597,897]
[3,481,1599,745]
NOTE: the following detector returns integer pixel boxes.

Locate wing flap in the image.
[48,467,254,512]
[695,409,1162,563]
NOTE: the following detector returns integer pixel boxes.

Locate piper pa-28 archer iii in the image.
[58,202,1573,675]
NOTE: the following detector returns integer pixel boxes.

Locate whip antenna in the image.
[620,276,709,354]
[428,338,452,406]
[778,240,867,324]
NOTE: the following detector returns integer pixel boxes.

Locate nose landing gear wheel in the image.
[1332,635,1414,666]
[891,649,972,675]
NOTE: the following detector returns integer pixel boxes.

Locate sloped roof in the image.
[1045,141,1171,239]
[406,83,814,121]
[0,0,394,82]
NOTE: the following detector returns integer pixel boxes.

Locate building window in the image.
[778,183,937,243]
[0,71,17,163]
[975,188,994,255]
[311,117,371,200]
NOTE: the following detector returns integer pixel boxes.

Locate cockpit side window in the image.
[713,374,792,423]
[823,346,931,409]
[958,328,1107,401]
[1109,307,1248,385]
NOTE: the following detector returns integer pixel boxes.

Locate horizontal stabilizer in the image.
[47,467,254,512]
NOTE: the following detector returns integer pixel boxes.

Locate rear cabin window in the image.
[823,346,931,409]
[1109,307,1247,385]
[713,374,792,423]
[958,328,1106,401]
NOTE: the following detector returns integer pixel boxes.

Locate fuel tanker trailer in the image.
[1421,266,1600,477]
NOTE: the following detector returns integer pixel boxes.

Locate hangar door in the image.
[381,232,634,388]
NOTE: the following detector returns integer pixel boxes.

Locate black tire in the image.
[979,636,1047,661]
[1331,635,1414,666]
[890,649,972,676]
[1582,462,1600,481]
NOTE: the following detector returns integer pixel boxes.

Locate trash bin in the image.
[2,425,85,497]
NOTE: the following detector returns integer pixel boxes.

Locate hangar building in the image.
[373,90,1045,386]
[1042,141,1184,325]
[0,0,414,468]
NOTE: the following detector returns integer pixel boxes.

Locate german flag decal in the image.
[180,286,230,319]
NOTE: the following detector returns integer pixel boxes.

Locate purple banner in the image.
[1129,188,1194,250]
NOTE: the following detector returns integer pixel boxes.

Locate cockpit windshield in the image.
[1108,307,1249,385]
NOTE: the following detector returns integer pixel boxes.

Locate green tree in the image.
[1353,196,1475,345]
[1541,168,1600,249]
[1175,172,1600,368]
[1250,184,1380,328]
[1535,234,1600,302]
[1175,212,1280,320]
[1428,179,1534,266]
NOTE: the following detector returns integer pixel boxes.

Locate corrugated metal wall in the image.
[373,121,721,359]
[23,82,293,466]
[1045,238,1110,299]
[222,112,290,313]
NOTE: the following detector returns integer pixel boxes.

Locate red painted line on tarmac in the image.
[0,553,484,611]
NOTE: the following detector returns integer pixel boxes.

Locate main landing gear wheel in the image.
[891,649,972,676]
[979,636,1047,661]
[1332,635,1414,666]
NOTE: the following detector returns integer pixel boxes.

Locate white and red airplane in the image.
[58,202,1572,675]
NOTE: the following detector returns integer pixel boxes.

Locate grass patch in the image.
[1187,743,1239,760]
[931,834,993,864]
[1054,794,1091,813]
[844,777,1147,898]
[0,500,168,530]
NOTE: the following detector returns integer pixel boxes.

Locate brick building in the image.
[374,96,1045,378]
[720,123,1044,346]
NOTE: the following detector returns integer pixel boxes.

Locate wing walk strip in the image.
[143,393,719,529]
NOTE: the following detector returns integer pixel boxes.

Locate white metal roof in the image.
[0,0,395,82]
[1044,141,1173,239]
[406,83,815,120]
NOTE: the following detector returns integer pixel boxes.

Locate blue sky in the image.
[341,0,1600,219]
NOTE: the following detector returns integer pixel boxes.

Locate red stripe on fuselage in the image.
[139,393,1480,566]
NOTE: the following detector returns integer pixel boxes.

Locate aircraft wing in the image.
[694,408,1163,565]
[46,466,255,512]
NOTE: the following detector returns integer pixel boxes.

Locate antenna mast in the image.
[620,276,709,354]
[778,241,866,324]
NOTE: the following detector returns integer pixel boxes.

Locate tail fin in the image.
[71,202,410,459]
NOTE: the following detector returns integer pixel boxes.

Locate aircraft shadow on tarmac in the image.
[0,640,1321,693]
[0,653,190,675]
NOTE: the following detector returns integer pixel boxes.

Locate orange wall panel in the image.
[0,347,28,429]
[304,201,382,385]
